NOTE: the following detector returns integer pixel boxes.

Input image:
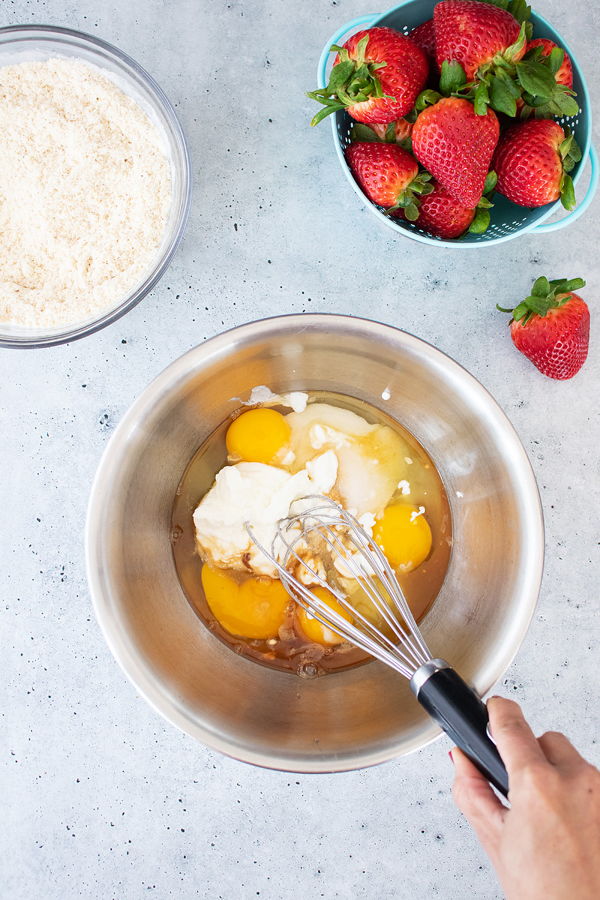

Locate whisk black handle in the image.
[411,660,509,797]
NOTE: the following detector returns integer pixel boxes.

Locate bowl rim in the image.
[0,23,191,349]
[328,0,593,248]
[86,313,545,773]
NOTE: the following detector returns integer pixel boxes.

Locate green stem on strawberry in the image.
[557,132,582,210]
[386,171,434,220]
[497,276,586,323]
[479,0,532,27]
[517,44,578,117]
[432,21,579,119]
[414,88,443,111]
[468,170,498,234]
[497,274,589,380]
[307,36,390,126]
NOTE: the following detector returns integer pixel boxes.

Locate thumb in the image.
[451,747,506,859]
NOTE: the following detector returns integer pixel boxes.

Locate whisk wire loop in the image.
[246,495,431,677]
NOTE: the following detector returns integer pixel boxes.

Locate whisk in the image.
[247,495,509,796]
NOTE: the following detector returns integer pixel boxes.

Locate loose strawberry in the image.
[410,19,437,66]
[345,142,433,219]
[497,276,589,380]
[307,27,428,126]
[493,119,581,209]
[411,97,499,206]
[393,171,496,238]
[434,0,525,81]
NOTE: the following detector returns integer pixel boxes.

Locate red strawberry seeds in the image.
[410,19,437,65]
[395,181,477,238]
[345,141,433,217]
[308,27,428,126]
[412,97,499,206]
[499,276,589,380]
[493,119,580,208]
[434,0,524,80]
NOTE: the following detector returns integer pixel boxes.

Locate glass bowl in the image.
[0,25,191,348]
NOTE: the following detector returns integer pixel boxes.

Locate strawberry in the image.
[307,27,428,126]
[434,0,525,81]
[411,97,499,206]
[345,141,433,219]
[526,38,573,89]
[493,119,581,209]
[410,19,437,66]
[497,276,589,380]
[427,0,579,119]
[394,183,475,237]
[394,171,497,238]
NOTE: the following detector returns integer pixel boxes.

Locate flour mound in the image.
[0,58,172,329]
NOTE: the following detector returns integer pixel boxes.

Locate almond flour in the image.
[0,58,172,329]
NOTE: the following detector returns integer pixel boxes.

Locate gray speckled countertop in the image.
[2,1,599,898]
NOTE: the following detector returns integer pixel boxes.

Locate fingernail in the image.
[448,750,454,763]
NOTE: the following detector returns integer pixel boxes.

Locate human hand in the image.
[451,696,600,900]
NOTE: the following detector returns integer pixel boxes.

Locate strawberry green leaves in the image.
[503,21,529,63]
[489,69,522,116]
[547,45,565,75]
[480,0,532,28]
[508,0,532,27]
[558,132,582,209]
[548,276,586,293]
[468,202,492,233]
[307,36,388,126]
[440,60,467,95]
[498,275,586,323]
[415,88,444,110]
[434,19,579,119]
[389,171,434,220]
[515,44,578,118]
[414,62,467,114]
[560,132,582,171]
[472,81,490,115]
[351,123,387,141]
[516,59,557,97]
[482,169,498,194]
[468,170,498,234]
[498,276,589,380]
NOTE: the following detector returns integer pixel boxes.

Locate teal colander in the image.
[316,1,597,247]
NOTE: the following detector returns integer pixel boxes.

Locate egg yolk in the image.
[373,504,432,573]
[201,565,289,640]
[226,408,291,464]
[296,586,352,646]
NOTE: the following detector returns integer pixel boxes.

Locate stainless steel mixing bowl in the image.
[86,315,544,772]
